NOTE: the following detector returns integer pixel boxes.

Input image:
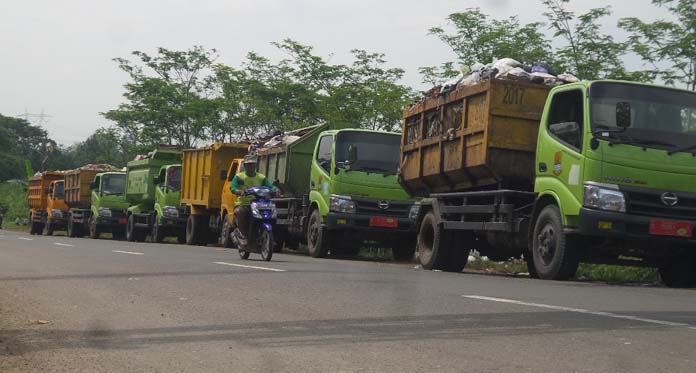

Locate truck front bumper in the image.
[326,212,416,237]
[578,208,696,246]
[96,215,127,227]
[160,215,188,229]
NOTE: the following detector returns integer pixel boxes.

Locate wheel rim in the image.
[536,222,556,266]
[308,216,319,249]
[90,217,96,237]
[221,217,229,245]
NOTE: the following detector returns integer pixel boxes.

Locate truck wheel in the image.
[152,221,165,243]
[88,216,99,239]
[417,211,447,270]
[126,215,136,242]
[186,215,201,246]
[392,237,416,261]
[220,215,234,248]
[67,219,76,238]
[239,250,250,260]
[45,222,54,236]
[532,205,580,281]
[659,254,696,288]
[307,209,330,258]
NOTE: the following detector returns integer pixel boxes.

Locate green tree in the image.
[103,46,219,148]
[0,114,55,179]
[421,8,553,84]
[542,0,645,80]
[619,0,696,90]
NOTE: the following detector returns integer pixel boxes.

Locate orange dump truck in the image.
[27,172,64,235]
[180,143,248,246]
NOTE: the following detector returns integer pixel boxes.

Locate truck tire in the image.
[126,215,136,242]
[307,209,330,258]
[659,254,696,288]
[88,216,100,239]
[531,205,580,281]
[67,218,76,238]
[186,215,203,246]
[417,211,448,270]
[45,222,54,236]
[220,215,234,248]
[392,237,416,261]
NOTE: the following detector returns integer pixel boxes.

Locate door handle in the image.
[539,162,547,173]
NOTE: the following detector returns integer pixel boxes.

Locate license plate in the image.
[369,216,398,228]
[649,219,693,237]
[118,218,127,225]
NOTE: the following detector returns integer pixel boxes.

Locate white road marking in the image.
[54,242,74,247]
[214,261,285,272]
[112,250,144,255]
[18,237,33,241]
[463,295,694,329]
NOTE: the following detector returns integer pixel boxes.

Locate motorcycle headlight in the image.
[330,195,356,214]
[251,201,277,219]
[98,207,112,217]
[583,183,626,213]
[51,209,63,218]
[162,206,179,218]
[408,204,420,220]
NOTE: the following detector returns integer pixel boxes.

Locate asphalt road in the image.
[0,229,694,372]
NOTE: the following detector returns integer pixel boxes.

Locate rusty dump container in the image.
[399,79,551,196]
[181,143,248,210]
[64,166,117,209]
[28,172,64,210]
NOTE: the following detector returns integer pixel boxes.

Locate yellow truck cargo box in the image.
[400,79,551,196]
[28,172,64,210]
[181,143,248,210]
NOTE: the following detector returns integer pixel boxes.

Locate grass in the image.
[0,180,29,230]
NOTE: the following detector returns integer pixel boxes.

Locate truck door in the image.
[311,135,334,209]
[537,88,586,211]
[221,160,241,219]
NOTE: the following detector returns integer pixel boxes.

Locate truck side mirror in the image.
[348,144,358,163]
[44,188,50,195]
[616,102,632,128]
[220,169,227,181]
[153,176,160,185]
[89,181,97,190]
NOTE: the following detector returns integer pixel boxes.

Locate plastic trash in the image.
[497,67,531,81]
[557,73,580,83]
[457,72,481,88]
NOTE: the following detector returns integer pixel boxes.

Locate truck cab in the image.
[45,180,69,235]
[151,164,187,242]
[89,171,129,239]
[532,80,696,285]
[306,129,419,258]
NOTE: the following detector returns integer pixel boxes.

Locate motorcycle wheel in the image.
[260,230,273,262]
[239,250,250,260]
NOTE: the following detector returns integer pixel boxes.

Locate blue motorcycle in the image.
[232,186,277,261]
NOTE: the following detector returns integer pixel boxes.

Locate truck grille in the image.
[623,187,696,220]
[354,198,412,218]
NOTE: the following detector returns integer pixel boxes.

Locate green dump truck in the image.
[402,79,696,287]
[258,124,419,259]
[124,148,186,243]
[87,171,129,240]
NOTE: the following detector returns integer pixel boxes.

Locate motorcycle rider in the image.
[230,154,277,244]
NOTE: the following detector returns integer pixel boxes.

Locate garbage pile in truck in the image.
[248,124,324,153]
[422,58,579,99]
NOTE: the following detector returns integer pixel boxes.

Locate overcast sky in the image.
[0,0,674,145]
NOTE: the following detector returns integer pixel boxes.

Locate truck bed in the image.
[399,79,551,197]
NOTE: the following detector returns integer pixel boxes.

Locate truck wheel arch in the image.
[528,193,562,251]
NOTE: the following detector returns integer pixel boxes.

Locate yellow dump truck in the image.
[27,172,64,235]
[180,143,248,245]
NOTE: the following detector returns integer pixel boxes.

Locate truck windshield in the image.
[102,174,125,195]
[167,166,182,191]
[590,82,696,152]
[54,181,64,199]
[335,131,400,174]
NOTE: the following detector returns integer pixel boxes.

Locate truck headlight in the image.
[98,207,112,217]
[583,183,626,213]
[51,209,63,218]
[251,201,277,219]
[162,206,179,218]
[408,204,420,220]
[330,195,355,214]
